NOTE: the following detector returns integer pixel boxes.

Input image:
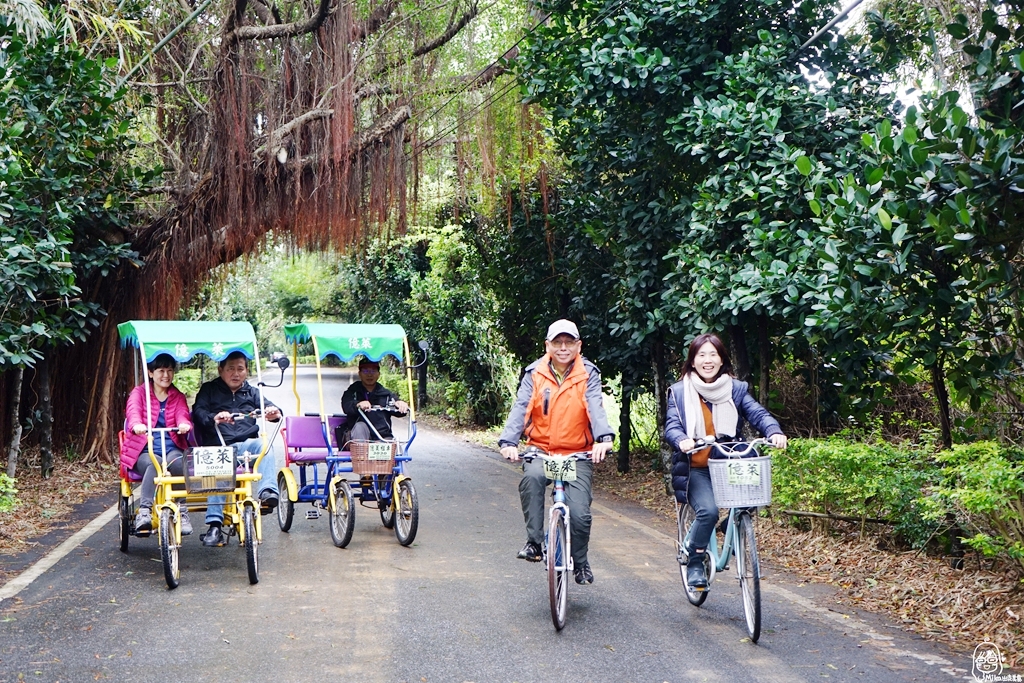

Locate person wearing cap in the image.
[341,358,410,442]
[498,319,615,585]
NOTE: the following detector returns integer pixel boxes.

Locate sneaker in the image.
[202,523,226,547]
[134,507,152,533]
[517,541,543,562]
[258,489,279,515]
[686,552,707,588]
[178,503,193,536]
[573,561,594,585]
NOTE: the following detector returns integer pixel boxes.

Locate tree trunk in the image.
[728,323,751,382]
[39,355,53,478]
[6,367,24,478]
[931,359,953,449]
[652,336,672,495]
[617,382,632,474]
[757,314,771,406]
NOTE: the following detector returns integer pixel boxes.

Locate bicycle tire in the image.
[158,508,179,589]
[329,478,355,548]
[548,508,569,630]
[677,504,708,606]
[735,511,761,642]
[394,479,418,546]
[244,504,259,585]
[379,475,396,529]
[276,473,294,532]
[119,495,131,553]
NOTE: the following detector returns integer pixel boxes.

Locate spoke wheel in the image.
[119,495,131,553]
[158,508,179,589]
[244,505,259,584]
[394,479,418,546]
[678,504,708,606]
[276,473,294,532]
[547,509,569,630]
[329,478,355,548]
[379,476,395,529]
[735,511,761,642]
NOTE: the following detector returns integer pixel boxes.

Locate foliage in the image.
[925,442,1024,576]
[0,15,154,368]
[772,435,940,547]
[0,472,16,512]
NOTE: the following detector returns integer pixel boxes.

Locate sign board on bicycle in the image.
[725,460,761,487]
[193,446,235,477]
[367,442,393,461]
[543,457,577,482]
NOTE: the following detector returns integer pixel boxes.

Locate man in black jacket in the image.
[192,351,282,547]
[341,358,409,441]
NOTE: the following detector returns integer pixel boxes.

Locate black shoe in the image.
[573,561,594,585]
[202,524,226,547]
[686,553,707,588]
[259,490,279,515]
[517,541,543,562]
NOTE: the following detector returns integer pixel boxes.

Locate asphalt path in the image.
[0,365,974,682]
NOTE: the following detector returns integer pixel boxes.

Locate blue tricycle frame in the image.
[276,323,419,547]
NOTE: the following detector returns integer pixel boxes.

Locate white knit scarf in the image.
[683,372,738,440]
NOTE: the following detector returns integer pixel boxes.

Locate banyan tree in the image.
[20,0,520,461]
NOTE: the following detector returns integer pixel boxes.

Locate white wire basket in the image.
[708,455,772,508]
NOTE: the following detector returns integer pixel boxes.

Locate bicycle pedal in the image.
[305,509,321,520]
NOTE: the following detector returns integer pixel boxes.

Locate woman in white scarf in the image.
[664,334,787,589]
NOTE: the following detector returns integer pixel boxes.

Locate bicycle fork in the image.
[547,482,573,574]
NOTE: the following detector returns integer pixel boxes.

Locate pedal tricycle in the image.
[276,322,422,547]
[117,320,287,588]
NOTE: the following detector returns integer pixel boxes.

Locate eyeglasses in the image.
[547,339,580,348]
[359,366,380,374]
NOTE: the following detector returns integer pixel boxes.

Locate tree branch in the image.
[352,0,398,42]
[232,0,331,41]
[413,2,478,58]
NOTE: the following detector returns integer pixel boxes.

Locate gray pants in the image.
[131,449,184,509]
[686,467,719,552]
[520,459,594,564]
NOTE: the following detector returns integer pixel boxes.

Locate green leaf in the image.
[877,208,892,230]
[796,155,812,176]
[892,224,908,245]
[947,23,969,39]
[809,199,821,216]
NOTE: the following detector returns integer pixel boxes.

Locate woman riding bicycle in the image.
[665,333,786,589]
[120,353,193,535]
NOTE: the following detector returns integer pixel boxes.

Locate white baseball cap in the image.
[546,319,580,341]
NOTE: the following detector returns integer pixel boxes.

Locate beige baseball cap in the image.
[546,319,580,341]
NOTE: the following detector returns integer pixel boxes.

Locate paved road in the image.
[0,366,974,682]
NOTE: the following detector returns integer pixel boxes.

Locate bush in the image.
[925,442,1024,576]
[772,434,940,547]
[0,474,17,513]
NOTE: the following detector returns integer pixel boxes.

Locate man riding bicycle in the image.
[499,319,615,585]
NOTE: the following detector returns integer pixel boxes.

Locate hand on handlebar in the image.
[501,445,520,463]
[132,423,147,435]
[591,440,613,464]
[769,433,787,449]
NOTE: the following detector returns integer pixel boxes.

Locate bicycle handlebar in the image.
[682,436,776,457]
[520,448,593,462]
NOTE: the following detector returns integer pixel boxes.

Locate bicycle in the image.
[521,448,591,631]
[676,437,775,643]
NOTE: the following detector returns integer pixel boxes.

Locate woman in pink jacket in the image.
[120,353,193,535]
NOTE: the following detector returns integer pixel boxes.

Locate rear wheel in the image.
[735,511,761,642]
[244,505,259,584]
[678,504,708,606]
[158,508,179,589]
[547,509,569,631]
[329,478,355,548]
[119,495,131,553]
[276,473,293,532]
[394,479,418,546]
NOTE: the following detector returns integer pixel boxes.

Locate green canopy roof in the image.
[284,323,406,362]
[118,320,258,363]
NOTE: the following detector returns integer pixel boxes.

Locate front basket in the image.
[708,455,772,508]
[348,440,397,475]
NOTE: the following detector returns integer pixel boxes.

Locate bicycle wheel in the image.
[547,508,569,630]
[329,478,355,548]
[379,476,396,529]
[735,511,761,642]
[119,494,131,553]
[677,504,708,606]
[244,504,259,584]
[276,473,293,532]
[394,479,418,546]
[158,508,179,589]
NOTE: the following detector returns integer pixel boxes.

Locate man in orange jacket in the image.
[499,319,615,585]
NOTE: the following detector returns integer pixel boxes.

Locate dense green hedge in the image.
[772,437,1024,575]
